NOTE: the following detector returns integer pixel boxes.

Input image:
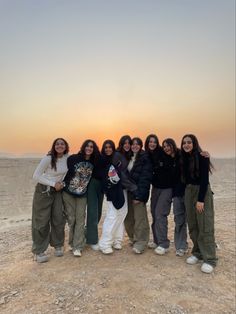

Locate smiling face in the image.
[84,142,94,158]
[54,139,67,157]
[163,141,174,156]
[104,143,113,156]
[182,136,193,153]
[131,139,141,154]
[148,137,158,151]
[123,139,131,152]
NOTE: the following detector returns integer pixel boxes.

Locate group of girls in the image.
[31,133,217,274]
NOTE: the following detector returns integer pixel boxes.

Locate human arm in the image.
[196,155,210,212]
[33,156,57,187]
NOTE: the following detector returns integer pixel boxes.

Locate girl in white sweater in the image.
[32,138,69,263]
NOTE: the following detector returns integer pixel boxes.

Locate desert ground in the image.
[0,158,235,314]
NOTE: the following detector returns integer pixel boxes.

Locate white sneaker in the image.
[186,255,199,265]
[73,249,82,257]
[133,247,142,254]
[90,244,99,251]
[176,248,188,257]
[201,263,214,274]
[154,246,169,255]
[101,247,113,255]
[148,241,157,249]
[113,243,122,250]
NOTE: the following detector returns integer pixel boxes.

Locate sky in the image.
[0,0,235,157]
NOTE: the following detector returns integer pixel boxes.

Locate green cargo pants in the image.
[124,192,150,252]
[185,184,217,266]
[86,178,104,245]
[32,183,66,254]
[62,191,87,250]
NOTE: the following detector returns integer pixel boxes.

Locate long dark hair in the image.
[180,134,213,182]
[79,139,100,164]
[48,138,69,171]
[117,135,132,161]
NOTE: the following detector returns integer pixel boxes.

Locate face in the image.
[123,139,131,152]
[131,140,141,153]
[104,144,113,156]
[182,136,193,153]
[148,137,158,151]
[85,142,94,157]
[54,139,67,156]
[163,142,174,156]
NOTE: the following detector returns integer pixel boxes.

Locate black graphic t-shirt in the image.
[63,154,94,197]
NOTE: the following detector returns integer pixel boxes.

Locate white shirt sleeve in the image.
[33,156,56,187]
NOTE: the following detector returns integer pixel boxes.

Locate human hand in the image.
[201,151,210,158]
[196,201,204,213]
[133,200,141,205]
[55,182,64,191]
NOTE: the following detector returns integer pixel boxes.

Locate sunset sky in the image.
[0,0,235,157]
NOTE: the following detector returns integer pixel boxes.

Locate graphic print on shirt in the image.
[68,161,93,195]
[108,165,120,184]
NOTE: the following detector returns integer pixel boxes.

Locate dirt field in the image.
[0,158,235,313]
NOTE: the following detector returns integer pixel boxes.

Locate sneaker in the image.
[186,255,199,265]
[176,248,188,257]
[90,244,100,251]
[128,239,134,246]
[133,247,142,254]
[36,252,48,263]
[54,247,64,257]
[73,249,82,257]
[154,246,169,255]
[113,243,122,250]
[101,247,113,255]
[201,263,214,274]
[148,241,157,249]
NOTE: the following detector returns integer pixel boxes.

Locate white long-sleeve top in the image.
[33,154,68,187]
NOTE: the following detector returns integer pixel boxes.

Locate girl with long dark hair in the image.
[181,134,216,274]
[62,139,100,257]
[99,140,129,254]
[32,138,69,263]
[124,137,153,254]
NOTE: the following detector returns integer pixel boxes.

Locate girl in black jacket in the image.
[99,140,128,254]
[181,134,217,274]
[124,137,153,254]
[145,135,179,255]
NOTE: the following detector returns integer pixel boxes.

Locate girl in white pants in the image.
[99,140,132,254]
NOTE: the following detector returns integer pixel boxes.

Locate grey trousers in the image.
[185,184,217,266]
[124,192,149,252]
[150,187,172,249]
[173,196,188,250]
[32,183,66,254]
[62,192,87,251]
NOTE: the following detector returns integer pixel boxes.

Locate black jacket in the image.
[150,149,178,189]
[101,152,125,210]
[127,151,153,203]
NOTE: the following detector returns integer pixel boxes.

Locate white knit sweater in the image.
[33,155,68,187]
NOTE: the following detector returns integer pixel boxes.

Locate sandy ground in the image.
[0,158,235,314]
